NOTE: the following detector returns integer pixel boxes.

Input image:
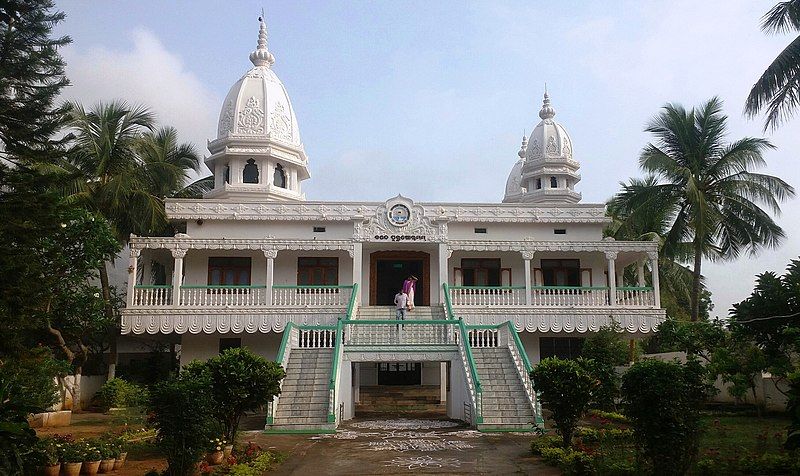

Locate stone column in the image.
[440,362,447,403]
[171,248,187,306]
[649,252,661,308]
[522,251,534,305]
[636,260,646,287]
[354,363,361,404]
[351,243,363,304]
[606,251,618,306]
[127,248,141,307]
[264,249,277,306]
[438,243,450,303]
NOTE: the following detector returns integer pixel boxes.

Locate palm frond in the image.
[761,0,800,34]
[744,34,800,130]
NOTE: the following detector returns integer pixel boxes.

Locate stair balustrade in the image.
[502,322,544,427]
[468,327,499,348]
[343,320,457,346]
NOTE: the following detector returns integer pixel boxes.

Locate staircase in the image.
[356,305,445,320]
[270,348,334,430]
[356,385,445,416]
[472,347,536,430]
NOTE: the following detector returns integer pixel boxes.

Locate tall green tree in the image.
[0,0,69,162]
[745,0,800,130]
[609,98,794,321]
[61,101,203,376]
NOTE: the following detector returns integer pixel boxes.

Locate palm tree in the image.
[609,98,794,321]
[60,100,204,375]
[745,0,800,130]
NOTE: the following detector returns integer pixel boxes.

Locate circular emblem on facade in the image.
[388,204,411,226]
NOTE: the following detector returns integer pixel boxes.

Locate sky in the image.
[54,0,800,317]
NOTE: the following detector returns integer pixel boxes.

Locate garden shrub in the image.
[786,370,799,450]
[184,347,285,442]
[621,358,709,476]
[531,435,563,455]
[539,446,594,475]
[531,357,597,447]
[582,324,630,410]
[95,378,149,411]
[148,374,216,476]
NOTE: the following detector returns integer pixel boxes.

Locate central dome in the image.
[215,19,301,146]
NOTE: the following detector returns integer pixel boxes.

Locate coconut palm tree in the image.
[609,97,794,321]
[61,100,204,375]
[745,0,800,130]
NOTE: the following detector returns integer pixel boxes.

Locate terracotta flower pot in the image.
[223,445,234,459]
[207,450,224,465]
[63,462,82,476]
[98,459,115,473]
[80,460,100,475]
[39,464,60,476]
[113,453,127,470]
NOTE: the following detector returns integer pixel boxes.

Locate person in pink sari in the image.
[402,276,418,311]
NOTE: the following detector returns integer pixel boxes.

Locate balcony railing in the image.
[272,285,353,307]
[615,286,656,307]
[130,284,354,308]
[531,286,609,306]
[448,286,526,306]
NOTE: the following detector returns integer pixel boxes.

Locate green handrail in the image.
[616,286,654,291]
[531,285,609,290]
[442,283,456,320]
[344,319,455,325]
[275,322,295,364]
[448,285,527,290]
[134,284,172,289]
[506,321,532,372]
[181,284,267,289]
[327,318,344,423]
[272,284,355,289]
[458,319,483,423]
[345,283,359,319]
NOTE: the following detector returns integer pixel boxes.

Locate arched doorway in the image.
[369,250,430,306]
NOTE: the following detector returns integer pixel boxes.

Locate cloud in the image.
[61,29,218,178]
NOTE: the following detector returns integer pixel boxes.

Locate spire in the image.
[518,133,527,158]
[249,14,276,67]
[539,90,555,120]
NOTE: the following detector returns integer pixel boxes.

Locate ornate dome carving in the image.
[525,92,573,162]
[215,17,301,146]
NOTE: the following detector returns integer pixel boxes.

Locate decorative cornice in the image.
[343,350,458,362]
[121,308,339,335]
[455,308,666,334]
[164,199,610,224]
[130,237,354,253]
[449,240,658,254]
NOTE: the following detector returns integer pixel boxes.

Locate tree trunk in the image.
[99,262,118,379]
[690,242,703,321]
[72,367,83,412]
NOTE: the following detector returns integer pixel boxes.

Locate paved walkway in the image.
[249,417,559,475]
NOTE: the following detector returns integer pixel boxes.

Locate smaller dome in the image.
[504,158,525,202]
[525,92,573,162]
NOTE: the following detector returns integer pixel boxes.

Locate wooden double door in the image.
[369,251,430,306]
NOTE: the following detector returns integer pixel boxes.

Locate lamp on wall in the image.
[196,219,204,226]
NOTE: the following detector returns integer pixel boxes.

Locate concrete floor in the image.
[246,415,559,475]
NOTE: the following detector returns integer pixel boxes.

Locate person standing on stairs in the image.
[394,288,408,321]
[402,275,417,311]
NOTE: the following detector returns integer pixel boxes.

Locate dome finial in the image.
[249,13,276,67]
[518,131,527,158]
[539,87,555,120]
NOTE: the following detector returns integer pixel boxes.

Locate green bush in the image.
[531,435,563,455]
[227,452,285,476]
[539,446,594,475]
[95,378,149,411]
[531,357,597,447]
[184,347,285,442]
[148,374,216,476]
[582,324,630,410]
[621,359,709,476]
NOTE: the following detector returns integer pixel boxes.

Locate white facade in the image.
[120,17,665,430]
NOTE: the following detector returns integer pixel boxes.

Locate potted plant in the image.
[28,438,60,476]
[60,442,84,476]
[223,441,234,459]
[206,437,226,465]
[81,441,101,476]
[97,441,115,473]
[109,436,126,470]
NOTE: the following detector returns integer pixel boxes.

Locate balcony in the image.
[129,284,354,308]
[447,285,657,309]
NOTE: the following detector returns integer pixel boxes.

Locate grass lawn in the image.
[699,413,790,459]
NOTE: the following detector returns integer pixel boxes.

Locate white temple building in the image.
[121,17,666,431]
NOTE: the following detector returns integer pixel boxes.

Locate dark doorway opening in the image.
[370,251,430,306]
[378,362,422,385]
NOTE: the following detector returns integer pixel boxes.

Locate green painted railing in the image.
[345,283,359,319]
[448,285,527,290]
[458,319,483,424]
[442,283,457,320]
[272,284,355,289]
[507,321,532,372]
[133,284,172,289]
[327,283,357,423]
[180,284,267,289]
[505,321,543,427]
[530,285,609,290]
[617,286,654,291]
[275,322,295,365]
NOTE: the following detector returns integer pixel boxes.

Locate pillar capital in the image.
[262,249,278,259]
[521,250,534,260]
[604,251,619,260]
[171,248,188,259]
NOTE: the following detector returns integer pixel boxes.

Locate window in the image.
[541,259,580,286]
[297,257,339,285]
[474,227,487,234]
[461,258,501,286]
[208,257,252,285]
[550,176,558,188]
[223,164,230,184]
[242,159,259,183]
[535,178,542,190]
[273,164,287,188]
[150,261,167,285]
[313,226,326,233]
[554,229,567,235]
[219,338,241,353]
[540,337,584,360]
